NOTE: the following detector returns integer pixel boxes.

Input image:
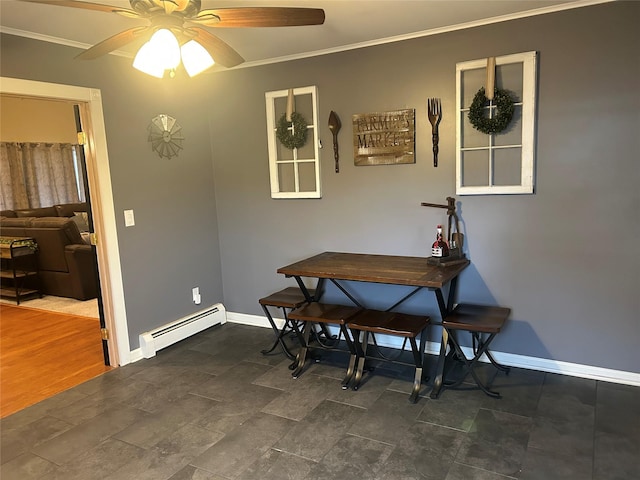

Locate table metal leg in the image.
[408,337,423,403]
[431,287,454,399]
[446,276,459,312]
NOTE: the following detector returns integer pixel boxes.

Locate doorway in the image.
[0,96,103,338]
[0,77,130,371]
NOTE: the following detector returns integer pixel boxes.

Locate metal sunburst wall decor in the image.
[148,114,184,159]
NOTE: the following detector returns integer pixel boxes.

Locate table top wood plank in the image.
[277,251,469,288]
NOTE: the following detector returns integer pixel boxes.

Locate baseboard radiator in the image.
[139,303,226,358]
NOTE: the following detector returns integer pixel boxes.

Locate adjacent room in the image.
[0,1,638,479]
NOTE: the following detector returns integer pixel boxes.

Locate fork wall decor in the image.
[427,98,442,167]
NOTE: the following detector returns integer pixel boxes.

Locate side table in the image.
[0,237,42,305]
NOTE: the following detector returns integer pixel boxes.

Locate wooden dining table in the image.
[277,251,470,398]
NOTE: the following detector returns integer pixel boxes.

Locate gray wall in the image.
[206,2,639,373]
[1,2,638,373]
[0,36,225,350]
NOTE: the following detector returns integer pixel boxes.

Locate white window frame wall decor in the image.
[456,51,537,195]
[265,85,321,199]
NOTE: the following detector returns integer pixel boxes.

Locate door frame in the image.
[1,76,130,365]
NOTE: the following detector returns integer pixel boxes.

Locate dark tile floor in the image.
[1,323,638,480]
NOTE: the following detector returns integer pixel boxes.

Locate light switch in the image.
[124,209,135,227]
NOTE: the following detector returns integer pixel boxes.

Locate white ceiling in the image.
[0,0,609,70]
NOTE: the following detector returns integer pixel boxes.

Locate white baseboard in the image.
[228,311,275,328]
[128,348,144,364]
[225,311,640,387]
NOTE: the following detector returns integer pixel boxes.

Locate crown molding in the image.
[1,0,615,70]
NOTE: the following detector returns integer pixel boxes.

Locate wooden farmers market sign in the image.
[352,109,415,166]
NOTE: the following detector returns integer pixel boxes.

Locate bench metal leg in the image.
[339,325,357,388]
[408,331,429,403]
[444,331,503,398]
[260,304,298,360]
[430,327,450,399]
[351,330,369,391]
[292,322,312,379]
[478,335,510,374]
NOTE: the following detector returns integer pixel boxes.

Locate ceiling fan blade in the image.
[188,27,244,68]
[194,7,325,28]
[19,0,138,17]
[75,26,149,60]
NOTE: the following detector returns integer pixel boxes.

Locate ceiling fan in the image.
[20,0,325,70]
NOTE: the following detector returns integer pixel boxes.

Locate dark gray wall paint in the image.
[206,2,639,373]
[2,2,638,372]
[0,36,224,349]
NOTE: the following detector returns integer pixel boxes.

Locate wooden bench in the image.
[347,309,431,403]
[441,303,511,398]
[288,302,362,385]
[259,287,315,360]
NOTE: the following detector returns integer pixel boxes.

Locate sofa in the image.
[0,203,98,300]
[1,201,88,220]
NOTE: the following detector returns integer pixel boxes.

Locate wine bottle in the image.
[431,224,450,258]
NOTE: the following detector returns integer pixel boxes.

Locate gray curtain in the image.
[0,142,83,211]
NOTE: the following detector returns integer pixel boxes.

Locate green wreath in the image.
[276,112,308,149]
[468,87,515,134]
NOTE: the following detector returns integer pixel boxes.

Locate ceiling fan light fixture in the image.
[181,40,215,77]
[150,28,181,68]
[17,2,326,73]
[132,41,166,77]
[133,28,181,77]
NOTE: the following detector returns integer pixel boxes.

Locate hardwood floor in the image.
[0,303,112,418]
